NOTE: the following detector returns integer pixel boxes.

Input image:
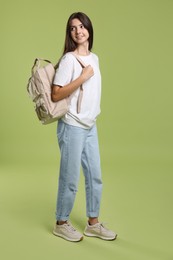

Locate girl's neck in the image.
[74,45,90,56]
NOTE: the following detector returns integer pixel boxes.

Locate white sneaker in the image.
[84,222,117,241]
[53,221,83,242]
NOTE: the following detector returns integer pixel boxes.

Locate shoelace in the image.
[99,223,109,232]
[66,222,76,232]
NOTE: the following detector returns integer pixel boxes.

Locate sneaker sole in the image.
[84,231,117,241]
[53,230,83,242]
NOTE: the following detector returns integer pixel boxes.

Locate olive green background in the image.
[0,0,173,259]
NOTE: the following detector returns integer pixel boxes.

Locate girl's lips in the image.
[76,35,83,39]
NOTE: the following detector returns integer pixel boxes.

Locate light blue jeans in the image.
[56,120,103,221]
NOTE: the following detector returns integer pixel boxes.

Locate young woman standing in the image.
[51,12,117,242]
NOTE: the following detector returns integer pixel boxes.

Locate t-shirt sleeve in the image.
[53,54,74,87]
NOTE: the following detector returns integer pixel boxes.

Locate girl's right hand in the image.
[81,65,94,81]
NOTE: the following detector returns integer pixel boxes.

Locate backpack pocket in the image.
[35,97,49,120]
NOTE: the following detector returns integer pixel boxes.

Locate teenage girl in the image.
[51,12,117,242]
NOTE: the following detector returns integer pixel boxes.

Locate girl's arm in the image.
[51,65,94,102]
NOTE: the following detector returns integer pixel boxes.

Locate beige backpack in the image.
[27,55,84,124]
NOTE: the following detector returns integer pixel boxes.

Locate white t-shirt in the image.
[53,52,101,129]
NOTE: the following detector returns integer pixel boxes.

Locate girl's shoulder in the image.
[89,52,99,63]
[59,52,76,67]
[90,52,98,59]
[88,53,100,66]
[62,52,76,60]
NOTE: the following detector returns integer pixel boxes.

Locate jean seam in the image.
[57,124,69,219]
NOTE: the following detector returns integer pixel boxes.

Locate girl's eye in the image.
[70,24,85,31]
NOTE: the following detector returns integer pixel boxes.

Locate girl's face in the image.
[70,18,89,46]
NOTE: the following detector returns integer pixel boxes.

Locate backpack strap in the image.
[31,58,52,74]
[71,53,86,68]
[71,52,87,113]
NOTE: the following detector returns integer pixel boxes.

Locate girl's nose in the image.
[76,26,81,34]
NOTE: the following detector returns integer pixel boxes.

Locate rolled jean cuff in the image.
[56,216,69,221]
[87,212,99,218]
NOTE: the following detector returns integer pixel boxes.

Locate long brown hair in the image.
[55,12,93,69]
